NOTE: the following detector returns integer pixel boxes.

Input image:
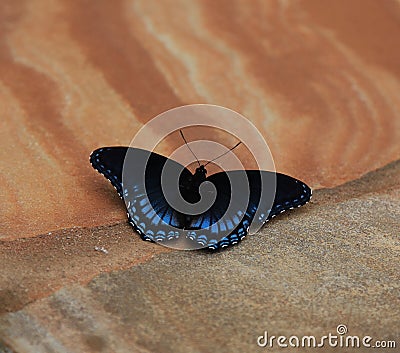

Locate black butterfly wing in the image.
[90,146,127,196]
[185,170,273,249]
[90,147,193,243]
[187,170,311,249]
[270,172,312,217]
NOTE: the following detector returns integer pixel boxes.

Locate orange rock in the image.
[1,0,399,239]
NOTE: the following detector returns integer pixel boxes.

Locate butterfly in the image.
[90,132,312,250]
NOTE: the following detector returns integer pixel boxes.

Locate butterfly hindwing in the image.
[186,170,274,249]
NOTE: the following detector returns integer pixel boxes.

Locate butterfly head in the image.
[195,165,207,179]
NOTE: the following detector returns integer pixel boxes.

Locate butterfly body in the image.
[90,146,312,250]
[179,165,207,204]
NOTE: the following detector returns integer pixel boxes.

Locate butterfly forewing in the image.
[270,173,312,216]
[90,147,128,196]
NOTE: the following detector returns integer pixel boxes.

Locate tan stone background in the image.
[0,1,399,352]
[1,0,400,240]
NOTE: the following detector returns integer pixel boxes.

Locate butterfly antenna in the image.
[204,141,242,166]
[180,130,201,167]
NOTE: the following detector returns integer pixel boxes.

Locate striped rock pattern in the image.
[0,1,399,238]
